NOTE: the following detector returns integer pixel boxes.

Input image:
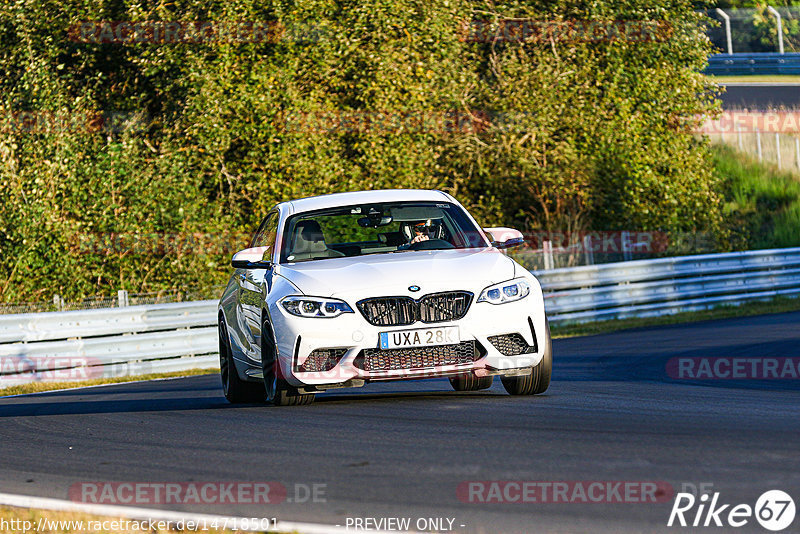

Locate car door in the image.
[237,210,280,362]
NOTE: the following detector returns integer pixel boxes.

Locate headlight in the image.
[280,296,354,318]
[477,278,531,305]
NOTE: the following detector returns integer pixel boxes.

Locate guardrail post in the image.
[543,240,554,270]
[621,230,632,262]
[776,133,782,169]
[52,294,63,311]
[118,289,129,307]
[715,8,733,55]
[767,6,785,54]
[583,234,594,266]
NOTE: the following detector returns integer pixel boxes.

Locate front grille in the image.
[357,291,473,326]
[356,297,416,327]
[296,348,347,372]
[487,333,536,356]
[353,340,482,372]
[418,292,472,323]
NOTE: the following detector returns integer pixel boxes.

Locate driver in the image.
[409,219,436,244]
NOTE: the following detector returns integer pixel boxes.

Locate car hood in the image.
[276,248,517,300]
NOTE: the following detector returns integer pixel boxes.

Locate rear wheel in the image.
[501,318,552,396]
[219,319,264,403]
[449,374,493,391]
[261,316,315,406]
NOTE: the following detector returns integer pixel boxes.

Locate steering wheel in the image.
[408,239,455,251]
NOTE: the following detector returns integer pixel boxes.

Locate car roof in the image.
[280,189,453,216]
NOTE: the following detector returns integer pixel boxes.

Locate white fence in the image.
[2,247,800,386]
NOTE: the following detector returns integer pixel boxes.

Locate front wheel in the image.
[501,318,552,395]
[219,320,264,403]
[261,316,315,406]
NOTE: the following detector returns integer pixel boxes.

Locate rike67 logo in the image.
[668,490,795,531]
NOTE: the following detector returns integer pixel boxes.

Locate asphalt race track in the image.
[1,312,799,533]
[718,82,800,109]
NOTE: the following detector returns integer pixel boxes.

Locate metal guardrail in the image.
[0,300,217,343]
[533,247,800,324]
[705,53,800,75]
[0,301,218,387]
[2,247,800,386]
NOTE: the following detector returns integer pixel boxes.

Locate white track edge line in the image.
[0,492,417,534]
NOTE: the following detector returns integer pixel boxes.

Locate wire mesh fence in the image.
[702,111,800,175]
[509,231,716,271]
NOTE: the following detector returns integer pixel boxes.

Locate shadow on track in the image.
[0,396,233,418]
[11,377,224,398]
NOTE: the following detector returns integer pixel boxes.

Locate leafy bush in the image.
[0,0,721,302]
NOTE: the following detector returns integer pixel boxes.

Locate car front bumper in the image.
[269,288,548,389]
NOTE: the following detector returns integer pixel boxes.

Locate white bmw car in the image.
[218,189,551,405]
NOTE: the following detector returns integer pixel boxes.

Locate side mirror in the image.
[483,227,525,249]
[231,246,273,269]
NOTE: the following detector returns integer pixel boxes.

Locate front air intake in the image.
[352,340,483,372]
[295,348,348,373]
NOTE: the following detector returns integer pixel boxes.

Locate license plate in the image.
[379,326,460,349]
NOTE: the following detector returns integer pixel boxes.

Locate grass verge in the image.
[551,296,800,338]
[0,368,216,397]
[713,144,800,250]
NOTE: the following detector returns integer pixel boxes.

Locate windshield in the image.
[280,201,489,263]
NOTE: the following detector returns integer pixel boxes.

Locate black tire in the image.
[501,318,552,395]
[449,374,493,391]
[219,319,264,403]
[261,315,315,406]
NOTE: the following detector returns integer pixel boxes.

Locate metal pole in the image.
[795,137,799,170]
[757,127,763,162]
[776,133,782,169]
[715,8,733,54]
[737,123,742,150]
[767,6,785,54]
[622,231,632,262]
[583,234,594,266]
[543,240,554,270]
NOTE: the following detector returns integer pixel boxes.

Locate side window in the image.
[251,211,280,253]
